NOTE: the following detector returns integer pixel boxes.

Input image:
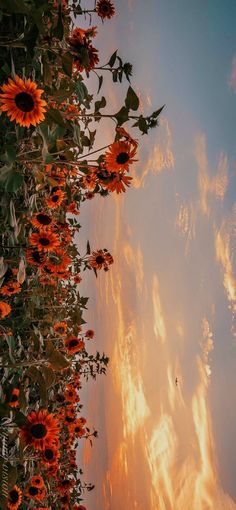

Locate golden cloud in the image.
[133,117,175,188]
[195,133,228,216]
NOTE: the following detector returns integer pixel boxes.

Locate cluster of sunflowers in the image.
[0,0,162,509]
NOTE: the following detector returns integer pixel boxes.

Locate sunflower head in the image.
[96,0,115,19]
[0,76,47,127]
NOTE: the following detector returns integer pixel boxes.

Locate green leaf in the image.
[114,106,129,126]
[0,404,10,418]
[152,104,165,118]
[61,53,73,77]
[45,109,65,127]
[132,115,148,134]
[94,96,106,113]
[13,410,26,427]
[41,366,55,388]
[0,145,16,164]
[47,350,69,370]
[18,387,27,411]
[86,241,90,254]
[4,172,24,193]
[97,75,103,94]
[42,57,53,86]
[25,367,47,405]
[108,50,117,68]
[125,86,139,111]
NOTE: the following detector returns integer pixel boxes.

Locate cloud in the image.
[228,54,236,93]
[215,217,236,309]
[175,202,196,254]
[133,117,175,188]
[195,133,228,216]
[152,274,167,343]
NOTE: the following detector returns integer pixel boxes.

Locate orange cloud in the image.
[175,202,196,254]
[215,219,236,309]
[152,274,167,343]
[133,117,175,188]
[195,133,228,216]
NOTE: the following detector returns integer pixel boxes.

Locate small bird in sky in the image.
[175,377,178,386]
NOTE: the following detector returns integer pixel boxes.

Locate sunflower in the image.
[30,212,54,229]
[29,231,60,252]
[42,445,60,465]
[53,321,68,336]
[64,337,85,355]
[69,419,86,438]
[88,249,114,271]
[8,388,19,408]
[26,248,46,267]
[46,190,65,209]
[65,385,79,404]
[0,300,11,318]
[44,249,71,274]
[57,478,75,495]
[60,493,71,509]
[69,28,99,73]
[102,172,133,193]
[85,329,94,340]
[74,274,81,284]
[104,140,137,172]
[96,0,115,19]
[30,475,45,488]
[7,485,22,510]
[20,409,60,450]
[25,483,46,501]
[0,75,47,127]
[0,281,21,297]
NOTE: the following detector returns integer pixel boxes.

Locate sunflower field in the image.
[0,1,163,509]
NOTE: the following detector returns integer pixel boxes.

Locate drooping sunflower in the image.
[30,212,54,229]
[20,409,60,450]
[0,300,11,318]
[64,337,85,355]
[85,329,94,340]
[102,172,133,194]
[60,493,71,509]
[53,321,68,336]
[0,75,47,127]
[88,249,114,271]
[69,27,99,73]
[57,478,75,496]
[8,388,19,408]
[29,231,60,252]
[7,485,22,510]
[46,190,65,209]
[104,140,137,172]
[96,0,115,19]
[0,281,21,297]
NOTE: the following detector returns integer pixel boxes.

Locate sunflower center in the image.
[69,339,79,348]
[102,5,109,12]
[11,394,18,402]
[95,255,105,264]
[116,152,129,164]
[45,448,54,460]
[31,423,47,439]
[9,490,19,504]
[34,478,41,485]
[29,486,39,496]
[39,237,50,246]
[15,92,34,112]
[52,194,59,202]
[32,250,42,263]
[36,213,52,225]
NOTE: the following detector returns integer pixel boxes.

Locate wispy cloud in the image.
[133,117,175,188]
[215,216,236,310]
[228,54,236,93]
[152,274,167,343]
[195,133,228,216]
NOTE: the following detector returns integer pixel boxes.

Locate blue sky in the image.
[78,2,236,508]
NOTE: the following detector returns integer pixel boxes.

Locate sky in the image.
[76,1,236,508]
